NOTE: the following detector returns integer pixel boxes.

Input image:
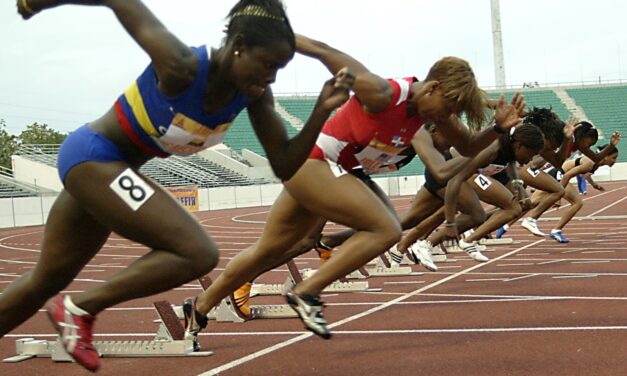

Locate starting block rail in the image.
[479,237,513,245]
[4,301,212,364]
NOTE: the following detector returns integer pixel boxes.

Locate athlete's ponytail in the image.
[500,123,545,157]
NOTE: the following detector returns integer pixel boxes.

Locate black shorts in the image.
[491,171,510,186]
[423,168,447,196]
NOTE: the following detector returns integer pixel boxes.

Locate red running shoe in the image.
[46,295,99,372]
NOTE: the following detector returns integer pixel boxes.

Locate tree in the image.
[0,119,19,170]
[19,122,67,145]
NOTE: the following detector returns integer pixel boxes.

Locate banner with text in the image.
[167,186,199,212]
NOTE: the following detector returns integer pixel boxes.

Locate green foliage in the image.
[19,122,67,145]
[0,120,19,169]
[0,120,68,170]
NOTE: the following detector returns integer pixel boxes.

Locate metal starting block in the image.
[364,255,416,276]
[441,240,463,253]
[173,275,297,323]
[479,237,513,245]
[243,260,372,296]
[3,301,212,364]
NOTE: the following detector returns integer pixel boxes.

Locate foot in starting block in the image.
[4,301,212,364]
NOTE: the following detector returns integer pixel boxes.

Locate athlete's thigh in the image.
[363,178,397,218]
[255,188,322,255]
[562,184,580,204]
[405,187,443,221]
[471,174,514,208]
[64,161,212,254]
[32,190,111,279]
[520,168,562,193]
[284,160,397,231]
[456,182,484,215]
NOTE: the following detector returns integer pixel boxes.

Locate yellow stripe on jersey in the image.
[124,82,159,136]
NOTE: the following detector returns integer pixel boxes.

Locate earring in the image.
[234,51,240,56]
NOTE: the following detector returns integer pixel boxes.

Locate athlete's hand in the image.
[563,116,579,139]
[493,93,526,132]
[316,67,354,113]
[610,131,621,146]
[441,223,458,240]
[593,183,605,191]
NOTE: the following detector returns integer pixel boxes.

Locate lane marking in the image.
[199,239,545,376]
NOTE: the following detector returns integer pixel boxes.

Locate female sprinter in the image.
[1,0,352,371]
[186,34,525,340]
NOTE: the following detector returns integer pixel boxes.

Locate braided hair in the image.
[574,121,599,143]
[499,123,545,161]
[523,107,565,148]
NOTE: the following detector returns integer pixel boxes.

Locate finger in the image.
[498,94,505,107]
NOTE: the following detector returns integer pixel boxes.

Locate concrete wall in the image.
[2,162,625,229]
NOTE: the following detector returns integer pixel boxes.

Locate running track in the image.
[1,181,627,375]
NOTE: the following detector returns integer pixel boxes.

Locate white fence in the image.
[1,162,626,229]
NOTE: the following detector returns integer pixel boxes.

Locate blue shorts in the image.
[57,125,128,184]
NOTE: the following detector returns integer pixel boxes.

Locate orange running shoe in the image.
[228,282,252,320]
[314,240,333,263]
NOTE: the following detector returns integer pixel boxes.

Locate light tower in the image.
[491,0,506,89]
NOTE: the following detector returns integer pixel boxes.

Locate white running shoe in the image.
[459,239,489,262]
[408,240,438,271]
[387,244,404,267]
[521,217,546,237]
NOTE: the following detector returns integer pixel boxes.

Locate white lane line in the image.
[466,278,508,282]
[553,275,598,279]
[571,260,611,264]
[537,259,565,265]
[587,196,627,217]
[497,263,536,267]
[198,239,545,376]
[506,273,540,282]
[10,326,627,339]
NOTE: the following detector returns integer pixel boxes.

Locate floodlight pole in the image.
[491,0,506,89]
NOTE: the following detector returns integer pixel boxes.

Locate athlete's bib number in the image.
[527,167,540,177]
[474,174,492,190]
[110,168,155,211]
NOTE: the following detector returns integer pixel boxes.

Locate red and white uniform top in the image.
[309,77,426,174]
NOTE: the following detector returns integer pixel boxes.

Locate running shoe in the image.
[521,217,546,237]
[495,225,508,239]
[459,239,489,262]
[46,295,99,372]
[314,240,333,263]
[228,282,253,321]
[387,244,404,267]
[285,291,331,339]
[183,297,208,350]
[550,230,570,244]
[408,240,438,272]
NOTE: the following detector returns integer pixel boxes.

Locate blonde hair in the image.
[426,56,487,130]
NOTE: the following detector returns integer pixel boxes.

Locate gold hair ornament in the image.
[233,5,284,21]
[21,0,36,15]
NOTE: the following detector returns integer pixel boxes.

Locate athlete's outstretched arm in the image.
[437,94,526,157]
[249,70,354,180]
[17,0,198,96]
[444,142,499,224]
[580,131,621,164]
[411,127,470,183]
[295,34,392,113]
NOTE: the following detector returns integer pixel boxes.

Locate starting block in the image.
[479,237,513,245]
[4,301,212,364]
[199,275,296,323]
[364,255,416,276]
[249,260,372,296]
